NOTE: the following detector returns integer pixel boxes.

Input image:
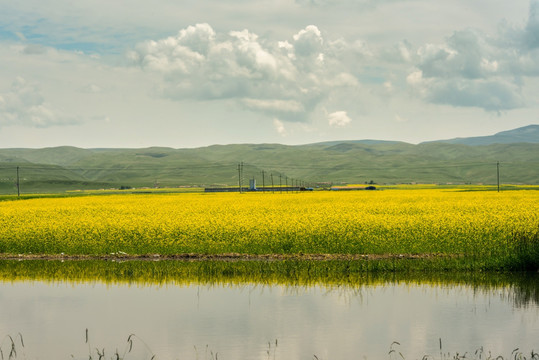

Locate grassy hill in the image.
[1,139,538,194]
[0,125,537,193]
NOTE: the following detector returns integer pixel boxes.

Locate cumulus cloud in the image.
[405,2,539,112]
[0,77,78,128]
[428,79,523,111]
[295,0,414,9]
[380,40,414,63]
[292,25,324,57]
[407,69,524,111]
[328,111,352,127]
[415,29,506,80]
[241,98,305,115]
[128,3,539,119]
[129,23,358,123]
[524,0,539,49]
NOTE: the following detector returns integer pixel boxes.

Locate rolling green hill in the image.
[1,126,538,193]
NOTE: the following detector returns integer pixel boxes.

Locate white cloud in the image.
[1,0,537,148]
[405,3,539,112]
[79,84,103,94]
[428,78,524,111]
[383,81,393,92]
[294,0,416,9]
[273,118,287,135]
[524,0,539,49]
[394,113,407,123]
[416,29,503,80]
[130,23,359,123]
[380,40,414,63]
[293,25,324,57]
[0,77,79,128]
[22,44,48,55]
[241,98,305,114]
[328,111,352,127]
[409,75,524,112]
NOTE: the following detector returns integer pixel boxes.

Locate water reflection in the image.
[1,259,539,308]
[0,260,537,360]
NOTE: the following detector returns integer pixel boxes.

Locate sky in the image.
[0,0,538,149]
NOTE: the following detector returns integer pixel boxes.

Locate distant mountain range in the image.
[0,125,538,192]
[313,124,539,146]
[421,124,539,145]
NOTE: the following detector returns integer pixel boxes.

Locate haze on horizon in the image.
[1,0,539,149]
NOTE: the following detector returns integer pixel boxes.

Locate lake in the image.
[0,260,537,359]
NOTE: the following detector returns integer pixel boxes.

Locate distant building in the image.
[330,186,376,191]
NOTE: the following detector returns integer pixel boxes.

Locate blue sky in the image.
[0,0,538,148]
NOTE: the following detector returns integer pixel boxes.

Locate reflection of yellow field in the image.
[0,189,538,260]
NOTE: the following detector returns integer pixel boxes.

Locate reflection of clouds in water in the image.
[0,280,537,360]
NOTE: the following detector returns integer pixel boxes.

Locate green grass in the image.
[1,141,538,194]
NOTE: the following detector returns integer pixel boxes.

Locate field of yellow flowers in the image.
[0,189,538,269]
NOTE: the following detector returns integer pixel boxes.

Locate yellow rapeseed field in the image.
[0,189,538,264]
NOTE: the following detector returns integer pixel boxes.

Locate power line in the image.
[16,166,20,197]
[0,164,236,171]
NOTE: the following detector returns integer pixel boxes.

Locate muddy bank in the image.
[0,252,453,262]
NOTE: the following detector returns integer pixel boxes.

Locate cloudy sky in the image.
[0,0,538,148]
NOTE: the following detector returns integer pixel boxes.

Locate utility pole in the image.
[270,173,274,194]
[285,176,288,193]
[16,166,20,197]
[279,174,282,194]
[262,170,265,193]
[237,163,242,193]
[497,161,500,192]
[241,162,244,193]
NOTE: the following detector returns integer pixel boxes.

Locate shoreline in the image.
[0,252,453,262]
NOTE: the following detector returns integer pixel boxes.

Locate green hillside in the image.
[1,139,538,194]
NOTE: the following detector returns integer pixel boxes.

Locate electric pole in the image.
[497,161,500,192]
[241,162,244,193]
[262,170,265,193]
[16,166,20,197]
[270,173,274,194]
[238,163,242,193]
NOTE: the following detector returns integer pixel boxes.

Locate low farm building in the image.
[330,186,376,191]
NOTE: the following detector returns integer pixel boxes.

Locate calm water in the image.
[0,277,538,360]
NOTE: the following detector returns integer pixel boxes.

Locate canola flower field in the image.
[0,188,538,270]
